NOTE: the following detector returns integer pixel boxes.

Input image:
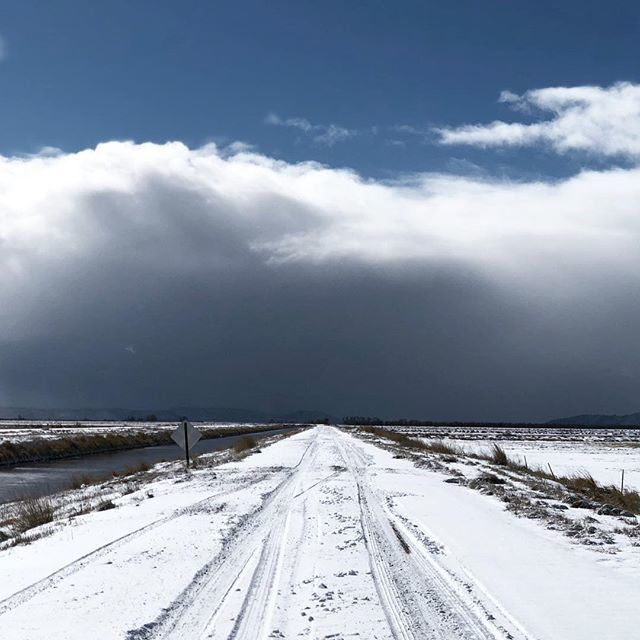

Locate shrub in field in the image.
[96,500,116,512]
[490,444,510,466]
[563,473,640,514]
[69,472,112,489]
[361,427,415,447]
[12,495,55,533]
[113,461,152,478]
[233,435,257,453]
[425,439,462,456]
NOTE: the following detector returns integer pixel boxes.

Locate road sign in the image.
[171,420,202,467]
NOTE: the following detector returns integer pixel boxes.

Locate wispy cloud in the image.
[0,36,7,61]
[436,82,640,159]
[265,113,314,132]
[265,112,357,147]
[313,123,355,146]
[388,124,434,144]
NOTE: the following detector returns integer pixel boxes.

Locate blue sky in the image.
[2,1,639,178]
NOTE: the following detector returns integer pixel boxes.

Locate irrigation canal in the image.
[0,428,289,503]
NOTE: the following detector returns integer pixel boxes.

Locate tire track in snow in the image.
[0,473,267,618]
[388,512,533,640]
[335,433,427,640]
[126,431,320,640]
[333,428,525,640]
[227,454,343,638]
[268,480,318,639]
[204,436,338,640]
[226,488,294,639]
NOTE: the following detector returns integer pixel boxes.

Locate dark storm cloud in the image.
[2,140,640,420]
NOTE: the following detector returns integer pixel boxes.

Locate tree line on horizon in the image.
[341,416,638,429]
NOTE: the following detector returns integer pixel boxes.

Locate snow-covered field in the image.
[1,426,639,639]
[388,425,640,443]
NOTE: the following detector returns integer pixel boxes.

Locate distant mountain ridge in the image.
[0,406,335,424]
[548,412,640,426]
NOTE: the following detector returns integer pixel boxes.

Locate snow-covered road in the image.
[1,426,638,639]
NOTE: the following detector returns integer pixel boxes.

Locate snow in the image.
[0,426,639,639]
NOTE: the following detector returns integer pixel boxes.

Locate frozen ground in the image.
[0,426,638,639]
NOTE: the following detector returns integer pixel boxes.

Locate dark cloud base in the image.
[4,258,640,422]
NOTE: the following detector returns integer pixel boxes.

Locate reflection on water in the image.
[0,428,287,503]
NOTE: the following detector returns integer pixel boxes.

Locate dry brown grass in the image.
[0,432,168,466]
[233,435,258,453]
[113,461,152,477]
[477,444,640,515]
[68,472,111,490]
[425,439,463,455]
[490,443,510,466]
[361,427,462,456]
[66,461,151,491]
[562,472,640,513]
[11,495,56,534]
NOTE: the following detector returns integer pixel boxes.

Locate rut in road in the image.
[220,478,293,639]
[333,428,530,640]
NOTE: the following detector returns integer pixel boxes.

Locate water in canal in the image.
[0,428,288,503]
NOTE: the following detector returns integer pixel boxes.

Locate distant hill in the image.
[0,406,335,424]
[548,412,640,426]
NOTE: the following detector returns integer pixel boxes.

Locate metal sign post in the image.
[171,420,202,469]
[184,420,190,467]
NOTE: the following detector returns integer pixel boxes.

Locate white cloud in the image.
[437,82,640,158]
[0,140,639,300]
[265,112,356,146]
[0,36,6,61]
